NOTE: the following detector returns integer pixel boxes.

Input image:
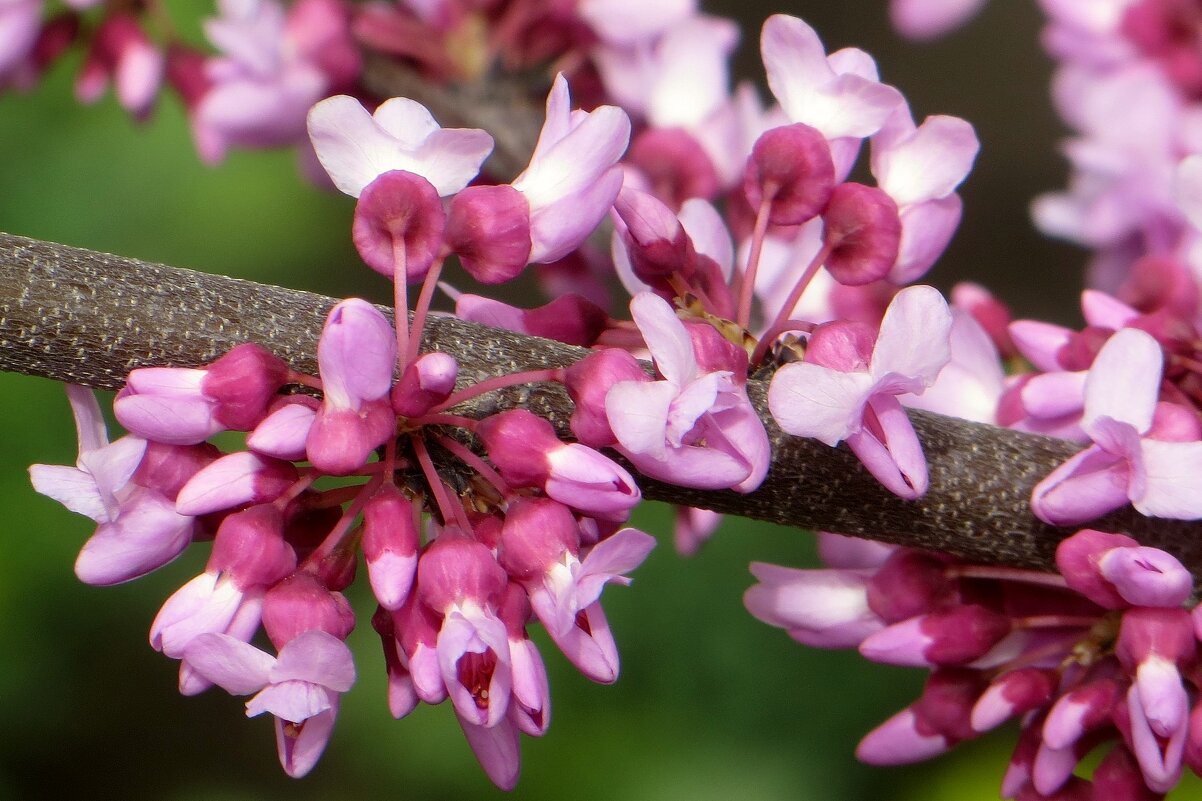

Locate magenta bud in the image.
[865,550,957,623]
[362,484,420,610]
[416,532,507,613]
[352,170,446,282]
[522,293,610,346]
[392,352,459,417]
[614,187,694,280]
[1055,529,1143,609]
[743,123,835,226]
[804,320,876,372]
[261,572,355,649]
[1116,607,1196,670]
[684,320,748,377]
[859,604,1011,667]
[1093,746,1163,801]
[476,409,559,487]
[132,441,220,500]
[971,668,1057,732]
[821,182,901,286]
[307,400,396,475]
[207,504,296,588]
[627,127,720,208]
[175,451,298,516]
[30,13,81,79]
[564,349,649,447]
[164,43,209,108]
[912,669,985,744]
[446,184,532,284]
[202,343,290,430]
[498,498,580,580]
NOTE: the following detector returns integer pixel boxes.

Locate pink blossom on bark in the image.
[306,298,397,475]
[768,285,953,498]
[1031,327,1202,524]
[605,292,769,492]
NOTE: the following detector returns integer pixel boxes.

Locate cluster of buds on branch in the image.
[10,0,1202,797]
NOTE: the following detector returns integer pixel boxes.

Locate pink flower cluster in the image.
[748,528,1202,798]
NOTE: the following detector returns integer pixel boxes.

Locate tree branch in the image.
[3,232,1200,573]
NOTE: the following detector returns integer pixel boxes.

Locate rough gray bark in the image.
[3,232,1200,574]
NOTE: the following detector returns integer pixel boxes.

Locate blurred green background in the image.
[0,2,1195,800]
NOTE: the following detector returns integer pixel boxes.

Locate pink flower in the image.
[870,105,978,282]
[307,93,493,198]
[890,0,990,40]
[1031,327,1202,525]
[184,629,355,778]
[195,0,360,164]
[0,1,41,78]
[767,285,953,498]
[604,292,769,492]
[761,14,903,142]
[30,386,195,585]
[306,298,397,475]
[510,74,631,264]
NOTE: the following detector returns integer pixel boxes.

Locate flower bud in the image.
[352,169,446,282]
[821,182,901,286]
[743,123,835,225]
[445,184,532,284]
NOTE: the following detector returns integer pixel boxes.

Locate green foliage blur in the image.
[2,3,1200,800]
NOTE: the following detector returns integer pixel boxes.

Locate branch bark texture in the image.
[3,232,1201,573]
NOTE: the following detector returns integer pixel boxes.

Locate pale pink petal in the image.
[175,451,277,516]
[317,298,396,408]
[150,571,244,656]
[873,115,978,206]
[438,609,512,728]
[1010,319,1075,372]
[547,601,619,683]
[526,167,623,263]
[1175,154,1202,231]
[247,403,315,460]
[113,394,220,445]
[1080,289,1139,329]
[77,436,147,503]
[75,489,194,586]
[678,199,733,280]
[248,680,333,722]
[889,195,963,283]
[411,126,497,196]
[605,380,675,458]
[182,632,274,695]
[271,630,356,691]
[620,438,752,490]
[1083,328,1161,433]
[370,95,441,147]
[1021,371,1086,419]
[1135,440,1202,519]
[274,704,338,778]
[29,465,107,522]
[574,528,656,609]
[1031,445,1130,526]
[647,17,737,128]
[761,15,837,119]
[768,362,875,445]
[457,713,521,791]
[578,0,695,45]
[871,285,953,384]
[513,107,630,211]
[307,95,402,196]
[808,73,905,140]
[66,384,109,455]
[629,292,696,386]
